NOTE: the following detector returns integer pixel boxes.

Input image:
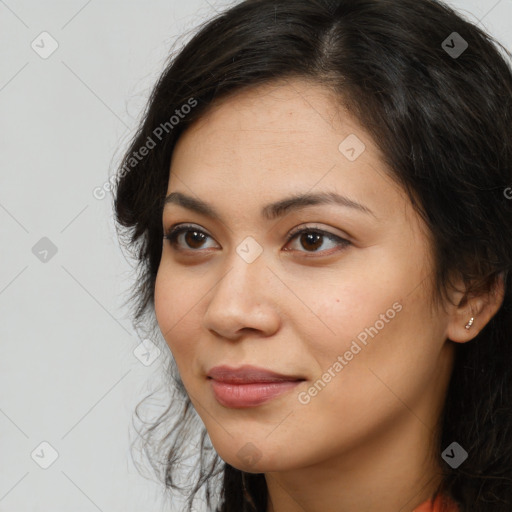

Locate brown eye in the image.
[299,232,323,251]
[184,230,207,249]
[164,225,218,251]
[284,227,351,254]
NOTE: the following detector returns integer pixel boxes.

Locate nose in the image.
[202,250,281,341]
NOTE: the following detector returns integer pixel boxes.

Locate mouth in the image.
[207,364,306,408]
[207,364,305,383]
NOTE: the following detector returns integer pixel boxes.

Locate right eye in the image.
[163,224,219,251]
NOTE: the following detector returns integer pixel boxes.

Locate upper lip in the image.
[207,364,305,384]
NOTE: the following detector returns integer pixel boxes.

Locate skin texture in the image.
[154,79,504,512]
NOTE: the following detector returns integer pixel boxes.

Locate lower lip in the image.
[209,379,303,408]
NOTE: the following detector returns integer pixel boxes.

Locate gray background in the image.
[1,1,510,511]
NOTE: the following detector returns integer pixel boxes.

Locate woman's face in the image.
[154,79,456,474]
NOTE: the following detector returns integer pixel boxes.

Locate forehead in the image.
[167,79,408,223]
[175,79,367,159]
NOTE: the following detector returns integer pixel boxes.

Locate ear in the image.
[445,272,506,343]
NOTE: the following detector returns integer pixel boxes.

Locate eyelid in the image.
[286,223,351,242]
[165,222,209,236]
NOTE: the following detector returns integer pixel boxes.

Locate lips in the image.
[206,365,306,408]
[207,364,305,384]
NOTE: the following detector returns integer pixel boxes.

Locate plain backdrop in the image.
[1,1,511,511]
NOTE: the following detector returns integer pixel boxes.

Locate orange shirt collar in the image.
[412,494,459,512]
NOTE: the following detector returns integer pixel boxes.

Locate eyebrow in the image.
[163,190,376,221]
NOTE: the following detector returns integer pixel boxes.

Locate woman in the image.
[113,0,512,510]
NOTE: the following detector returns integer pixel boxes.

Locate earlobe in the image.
[446,273,506,344]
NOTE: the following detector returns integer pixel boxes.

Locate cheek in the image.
[154,267,194,352]
[154,270,172,338]
[154,264,214,385]
[283,262,404,350]
[300,281,437,420]
[285,252,432,391]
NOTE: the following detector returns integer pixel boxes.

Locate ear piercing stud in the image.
[465,317,474,330]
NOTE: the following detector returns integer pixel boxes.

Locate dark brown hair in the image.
[113,0,512,510]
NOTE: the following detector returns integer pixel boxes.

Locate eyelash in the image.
[163,224,351,256]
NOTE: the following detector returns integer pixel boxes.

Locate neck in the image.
[265,417,443,512]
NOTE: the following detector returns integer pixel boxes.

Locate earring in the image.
[465,317,474,330]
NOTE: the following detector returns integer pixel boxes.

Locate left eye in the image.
[284,227,350,254]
